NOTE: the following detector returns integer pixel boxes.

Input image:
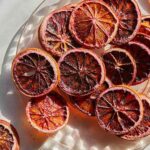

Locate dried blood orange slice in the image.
[0,120,19,150]
[133,33,150,49]
[39,4,79,57]
[120,42,150,85]
[139,15,150,36]
[96,86,143,135]
[59,48,106,96]
[103,48,136,85]
[12,48,60,97]
[103,0,141,44]
[70,78,112,117]
[121,95,150,140]
[69,0,118,48]
[26,92,69,133]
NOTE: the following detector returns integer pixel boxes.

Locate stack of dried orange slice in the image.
[11,0,150,143]
[12,48,70,134]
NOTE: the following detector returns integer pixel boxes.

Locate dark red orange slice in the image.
[69,0,118,48]
[12,48,60,97]
[0,120,19,150]
[103,48,136,85]
[39,4,79,57]
[103,0,141,45]
[133,33,150,49]
[26,92,69,133]
[70,78,112,117]
[139,15,150,36]
[121,95,150,140]
[96,86,143,135]
[120,42,150,85]
[59,48,106,96]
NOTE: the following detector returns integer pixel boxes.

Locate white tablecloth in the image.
[0,0,42,71]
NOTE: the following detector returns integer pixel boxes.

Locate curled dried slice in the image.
[12,48,60,97]
[59,48,106,96]
[139,15,150,36]
[69,0,118,48]
[96,86,143,135]
[120,42,150,85]
[103,48,136,85]
[121,95,150,140]
[104,0,141,44]
[70,78,112,117]
[39,4,79,57]
[26,92,69,133]
[0,120,19,150]
[133,33,150,49]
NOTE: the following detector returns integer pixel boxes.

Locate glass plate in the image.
[0,0,150,150]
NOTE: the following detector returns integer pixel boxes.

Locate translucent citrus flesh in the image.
[71,81,110,116]
[139,17,150,35]
[103,49,136,85]
[96,87,142,135]
[70,1,118,48]
[121,96,150,140]
[59,50,104,96]
[120,42,150,85]
[133,34,150,49]
[12,49,58,97]
[0,125,14,150]
[28,93,68,132]
[40,5,79,57]
[104,0,140,44]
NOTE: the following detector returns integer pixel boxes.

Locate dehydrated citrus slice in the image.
[12,48,60,97]
[133,33,150,49]
[69,0,118,48]
[39,4,79,57]
[120,42,150,85]
[26,92,69,133]
[59,48,106,96]
[103,48,136,85]
[103,0,141,44]
[121,95,150,140]
[139,15,150,36]
[70,78,112,117]
[0,120,19,150]
[96,86,143,135]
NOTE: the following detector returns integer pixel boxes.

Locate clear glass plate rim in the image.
[16,0,47,55]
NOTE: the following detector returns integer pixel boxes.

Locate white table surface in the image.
[0,0,42,72]
[0,0,149,150]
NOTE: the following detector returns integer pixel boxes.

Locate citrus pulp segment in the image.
[103,48,137,85]
[133,33,150,49]
[120,42,150,85]
[12,48,60,97]
[139,15,150,36]
[39,4,79,57]
[96,86,143,135]
[103,0,141,45]
[121,95,150,140]
[0,120,19,150]
[26,92,69,133]
[59,49,106,96]
[70,78,112,117]
[69,0,119,48]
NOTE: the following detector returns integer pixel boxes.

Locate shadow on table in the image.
[0,26,49,150]
[0,4,67,149]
